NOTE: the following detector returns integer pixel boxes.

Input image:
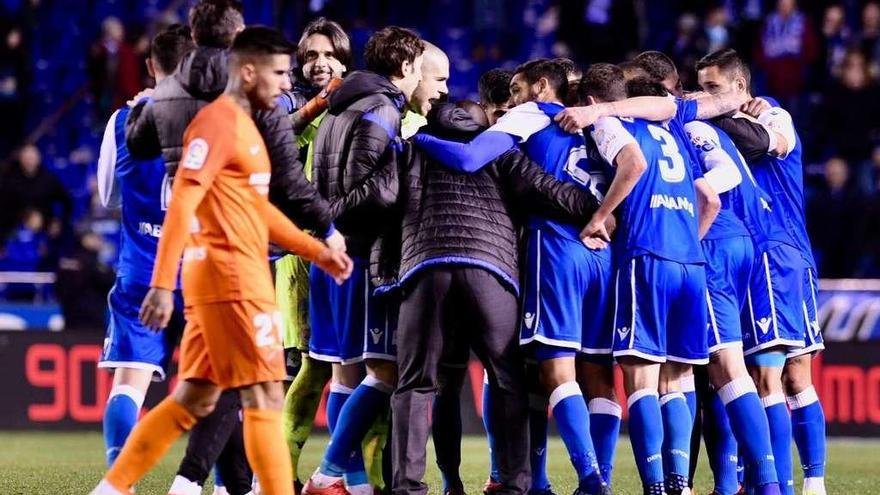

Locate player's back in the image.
[520,102,608,240]
[179,95,275,305]
[748,105,813,266]
[686,119,789,251]
[101,106,172,286]
[596,116,703,265]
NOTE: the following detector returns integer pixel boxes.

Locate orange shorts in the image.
[179,300,286,389]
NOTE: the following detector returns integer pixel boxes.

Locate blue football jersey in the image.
[491,101,608,239]
[592,115,704,264]
[97,107,174,287]
[684,120,789,251]
[748,105,815,268]
[683,120,751,241]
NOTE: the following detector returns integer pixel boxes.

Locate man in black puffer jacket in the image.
[125,0,337,238]
[301,27,425,495]
[381,102,603,495]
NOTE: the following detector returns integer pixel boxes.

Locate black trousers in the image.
[177,390,252,495]
[391,267,530,495]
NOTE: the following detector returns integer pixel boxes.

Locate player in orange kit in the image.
[90,26,353,495]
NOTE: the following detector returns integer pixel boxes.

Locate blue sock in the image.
[705,390,739,495]
[719,378,779,489]
[320,376,391,478]
[763,394,795,495]
[325,384,368,486]
[588,397,622,485]
[787,387,826,479]
[483,375,500,482]
[102,385,144,466]
[681,374,697,425]
[627,390,664,488]
[327,383,354,433]
[529,393,551,491]
[660,392,692,492]
[550,383,604,493]
[213,464,225,488]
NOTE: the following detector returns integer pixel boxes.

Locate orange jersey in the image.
[151,95,325,305]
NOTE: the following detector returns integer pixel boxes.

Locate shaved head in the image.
[410,40,450,115]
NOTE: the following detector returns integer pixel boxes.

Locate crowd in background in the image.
[1,0,880,323]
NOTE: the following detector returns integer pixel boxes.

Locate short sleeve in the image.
[757,106,797,159]
[590,116,636,166]
[489,102,552,143]
[684,121,721,162]
[178,111,236,187]
[674,97,698,126]
[97,109,123,208]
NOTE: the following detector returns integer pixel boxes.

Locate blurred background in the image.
[0,0,878,435]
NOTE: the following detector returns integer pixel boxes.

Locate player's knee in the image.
[783,356,813,395]
[366,360,398,386]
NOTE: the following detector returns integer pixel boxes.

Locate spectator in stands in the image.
[0,24,28,158]
[87,16,140,119]
[704,5,733,54]
[55,230,114,330]
[0,144,72,242]
[817,4,852,87]
[668,12,704,91]
[755,0,817,117]
[0,208,47,300]
[819,49,880,164]
[808,156,864,278]
[860,1,880,72]
[0,207,47,270]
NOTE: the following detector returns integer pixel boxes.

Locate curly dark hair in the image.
[364,26,425,78]
[478,68,513,105]
[189,0,244,48]
[513,58,569,101]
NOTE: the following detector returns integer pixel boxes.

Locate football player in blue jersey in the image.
[579,70,719,495]
[96,24,194,468]
[681,101,783,495]
[697,49,827,495]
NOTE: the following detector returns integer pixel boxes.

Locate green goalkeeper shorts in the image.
[275,254,311,352]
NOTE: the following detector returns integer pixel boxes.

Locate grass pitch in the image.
[1,432,877,494]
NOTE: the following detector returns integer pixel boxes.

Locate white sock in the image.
[803,476,826,494]
[212,486,230,495]
[347,483,373,495]
[168,475,202,495]
[310,470,342,488]
[90,480,128,495]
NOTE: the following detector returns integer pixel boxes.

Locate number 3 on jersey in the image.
[647,124,686,183]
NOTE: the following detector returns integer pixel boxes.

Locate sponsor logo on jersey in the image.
[649,194,694,217]
[534,447,545,456]
[616,326,631,341]
[370,327,383,345]
[182,138,209,170]
[756,317,772,335]
[138,222,163,238]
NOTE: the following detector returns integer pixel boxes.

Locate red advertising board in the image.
[2,330,879,436]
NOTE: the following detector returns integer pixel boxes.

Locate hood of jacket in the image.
[423,103,487,141]
[175,46,228,100]
[327,70,405,113]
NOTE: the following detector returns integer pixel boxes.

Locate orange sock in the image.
[105,396,197,492]
[244,407,294,495]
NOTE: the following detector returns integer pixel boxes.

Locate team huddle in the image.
[89,2,827,495]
